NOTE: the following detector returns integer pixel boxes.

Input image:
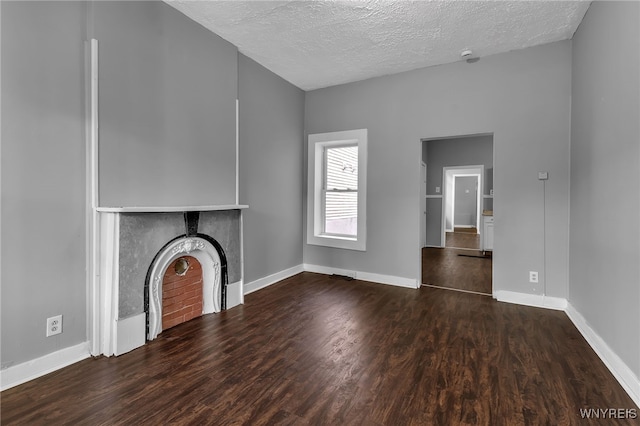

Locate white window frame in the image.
[307,129,367,251]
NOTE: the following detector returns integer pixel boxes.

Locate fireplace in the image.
[146,233,226,341]
[94,205,247,356]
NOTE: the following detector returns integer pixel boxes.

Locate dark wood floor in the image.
[446,229,480,250]
[422,247,492,294]
[2,272,636,425]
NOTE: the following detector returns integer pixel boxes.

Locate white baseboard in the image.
[244,264,304,295]
[565,303,640,407]
[494,290,567,311]
[356,270,418,289]
[243,263,418,294]
[115,313,146,356]
[0,342,91,391]
[227,280,244,308]
[303,263,418,289]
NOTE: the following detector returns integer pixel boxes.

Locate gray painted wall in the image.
[570,1,640,378]
[304,41,572,298]
[0,1,255,370]
[199,211,243,285]
[1,1,88,368]
[424,135,493,246]
[91,1,238,207]
[454,176,478,227]
[238,54,305,284]
[425,136,493,195]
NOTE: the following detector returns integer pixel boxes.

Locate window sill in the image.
[307,233,366,251]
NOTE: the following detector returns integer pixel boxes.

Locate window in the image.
[324,145,358,236]
[307,129,367,251]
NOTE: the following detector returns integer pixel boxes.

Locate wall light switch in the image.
[538,172,549,180]
[435,186,441,193]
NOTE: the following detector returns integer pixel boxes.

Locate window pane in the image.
[326,146,358,190]
[324,191,357,236]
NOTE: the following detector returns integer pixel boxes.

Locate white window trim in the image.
[307,129,367,251]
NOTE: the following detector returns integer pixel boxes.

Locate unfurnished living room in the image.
[1,1,638,424]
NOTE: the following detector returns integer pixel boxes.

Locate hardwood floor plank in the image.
[422,246,492,294]
[1,272,636,425]
[446,230,481,250]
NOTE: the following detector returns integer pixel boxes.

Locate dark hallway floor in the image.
[422,246,492,295]
[445,227,480,250]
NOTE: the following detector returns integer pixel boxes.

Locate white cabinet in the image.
[482,215,494,251]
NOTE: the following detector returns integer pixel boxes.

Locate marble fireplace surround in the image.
[95,205,247,356]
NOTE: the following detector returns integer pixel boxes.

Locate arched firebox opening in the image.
[144,233,228,341]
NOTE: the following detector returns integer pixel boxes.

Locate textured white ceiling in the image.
[166,1,591,91]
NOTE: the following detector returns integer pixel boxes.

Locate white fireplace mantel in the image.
[96,205,248,213]
[93,208,246,357]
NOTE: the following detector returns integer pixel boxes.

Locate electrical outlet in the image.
[529,271,539,283]
[46,315,63,337]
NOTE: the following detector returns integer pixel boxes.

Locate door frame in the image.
[441,165,484,247]
[420,161,427,248]
[419,132,494,294]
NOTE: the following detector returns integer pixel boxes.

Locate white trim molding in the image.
[442,165,484,242]
[96,204,248,213]
[244,265,305,295]
[565,303,640,407]
[303,264,418,289]
[494,290,567,311]
[243,264,418,295]
[0,342,91,391]
[87,38,101,357]
[227,281,244,308]
[235,98,239,205]
[115,314,146,356]
[307,129,368,251]
[98,212,120,357]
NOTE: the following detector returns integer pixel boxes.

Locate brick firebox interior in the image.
[162,256,204,331]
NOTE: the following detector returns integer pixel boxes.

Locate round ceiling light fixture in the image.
[460,49,473,59]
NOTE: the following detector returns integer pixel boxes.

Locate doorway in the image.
[443,166,483,250]
[420,134,494,295]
